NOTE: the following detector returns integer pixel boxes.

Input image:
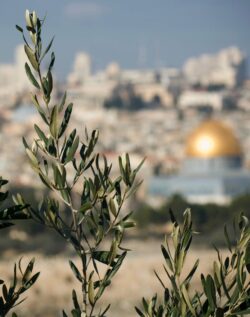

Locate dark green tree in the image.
[0,177,39,317]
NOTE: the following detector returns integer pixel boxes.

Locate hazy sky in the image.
[0,1,249,78]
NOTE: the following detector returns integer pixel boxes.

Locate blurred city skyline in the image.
[1,1,250,206]
[0,1,250,79]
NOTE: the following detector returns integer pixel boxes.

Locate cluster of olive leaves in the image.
[0,177,39,317]
[14,10,144,317]
[135,209,250,317]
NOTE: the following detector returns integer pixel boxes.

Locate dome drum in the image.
[182,156,242,174]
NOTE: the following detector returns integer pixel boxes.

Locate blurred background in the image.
[0,1,250,316]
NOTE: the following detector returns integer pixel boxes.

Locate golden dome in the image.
[186,120,242,158]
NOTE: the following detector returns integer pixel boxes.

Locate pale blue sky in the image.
[0,1,249,79]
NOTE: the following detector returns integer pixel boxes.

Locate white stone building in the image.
[183,47,246,88]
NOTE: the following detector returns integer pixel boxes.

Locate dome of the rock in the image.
[149,119,250,205]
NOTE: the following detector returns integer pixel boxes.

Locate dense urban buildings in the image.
[0,46,250,205]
